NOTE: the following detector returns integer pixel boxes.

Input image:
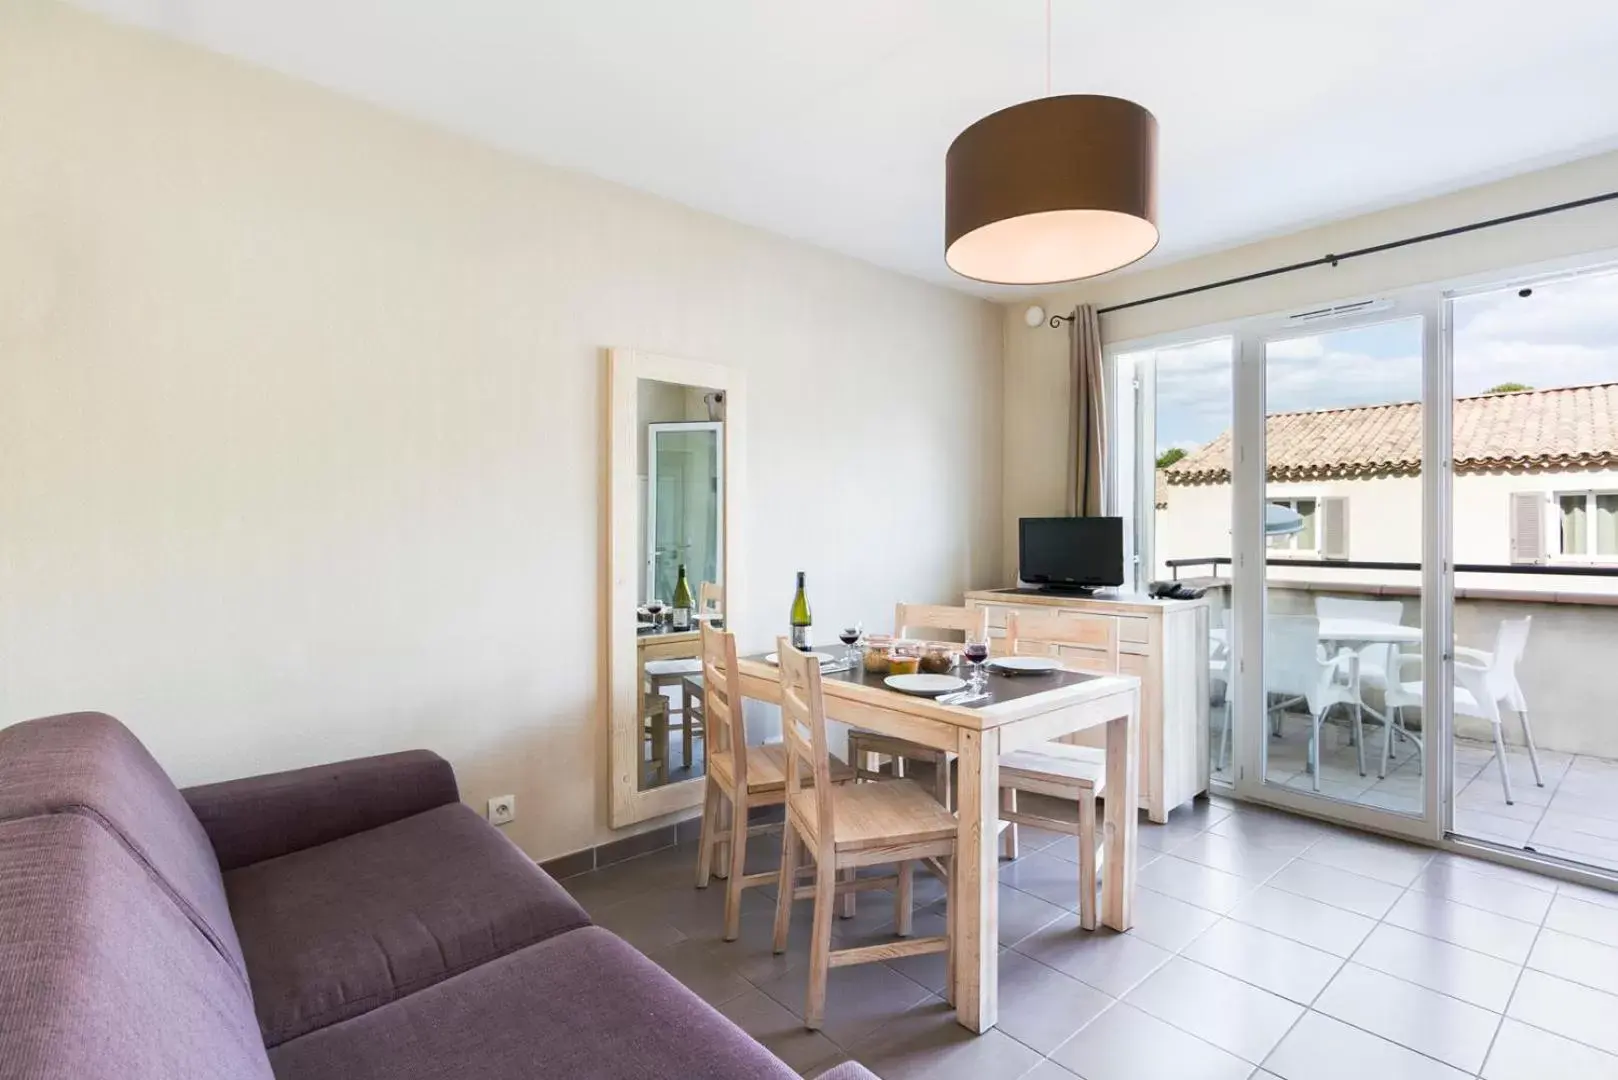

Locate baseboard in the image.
[540,803,784,880]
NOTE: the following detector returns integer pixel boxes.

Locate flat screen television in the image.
[1019,516,1125,593]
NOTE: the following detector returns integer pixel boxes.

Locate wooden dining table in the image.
[735,650,1142,1034]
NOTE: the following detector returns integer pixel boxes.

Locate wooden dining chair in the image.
[846,602,990,808]
[695,623,855,940]
[771,638,957,1031]
[996,610,1118,930]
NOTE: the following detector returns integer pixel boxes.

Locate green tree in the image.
[1156,447,1187,469]
[1485,382,1533,394]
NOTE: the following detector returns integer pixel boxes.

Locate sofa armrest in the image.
[182,750,460,870]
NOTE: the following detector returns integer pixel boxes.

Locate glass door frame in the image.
[1225,295,1450,844]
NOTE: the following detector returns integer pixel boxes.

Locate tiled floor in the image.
[1212,705,1618,875]
[559,793,1618,1079]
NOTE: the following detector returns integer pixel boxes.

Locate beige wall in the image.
[1002,152,1618,579]
[0,2,1003,860]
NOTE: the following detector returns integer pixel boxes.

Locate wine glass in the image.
[838,623,863,667]
[963,635,991,692]
[645,598,666,629]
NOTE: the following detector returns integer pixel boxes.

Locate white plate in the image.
[764,651,836,666]
[883,674,968,696]
[987,656,1061,675]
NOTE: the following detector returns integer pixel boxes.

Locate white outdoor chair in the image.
[1386,616,1543,804]
[1267,615,1362,791]
[1210,609,1231,772]
[1314,597,1404,710]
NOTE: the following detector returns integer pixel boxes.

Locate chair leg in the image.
[804,859,836,1031]
[1218,706,1230,772]
[1353,702,1366,777]
[839,866,857,919]
[1492,722,1515,805]
[1000,788,1019,859]
[1310,709,1324,792]
[723,794,748,941]
[772,824,799,954]
[696,779,722,888]
[935,752,952,809]
[895,860,913,936]
[1078,794,1098,931]
[1519,707,1545,787]
[943,854,956,1008]
[1379,707,1396,779]
[893,755,906,779]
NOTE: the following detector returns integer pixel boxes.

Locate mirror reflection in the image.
[637,378,725,790]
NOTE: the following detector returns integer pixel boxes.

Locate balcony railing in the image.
[1165,556,1618,580]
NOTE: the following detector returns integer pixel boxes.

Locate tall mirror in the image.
[607,349,745,827]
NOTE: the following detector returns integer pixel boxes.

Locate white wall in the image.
[1002,152,1618,579]
[0,2,1003,860]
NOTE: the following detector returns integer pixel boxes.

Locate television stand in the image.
[994,585,1105,598]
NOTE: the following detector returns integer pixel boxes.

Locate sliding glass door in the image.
[1243,311,1438,834]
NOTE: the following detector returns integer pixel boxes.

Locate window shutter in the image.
[1320,497,1349,560]
[1510,492,1546,564]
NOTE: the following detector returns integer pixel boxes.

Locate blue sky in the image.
[1142,269,1618,456]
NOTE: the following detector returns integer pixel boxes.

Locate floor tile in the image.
[1207,809,1334,850]
[1453,807,1538,846]
[1263,1011,1472,1080]
[1424,851,1558,894]
[1227,886,1377,957]
[1298,832,1433,887]
[716,989,844,1076]
[1383,891,1540,964]
[1114,884,1220,954]
[1002,851,1087,912]
[991,950,1115,1056]
[591,896,690,953]
[1049,1001,1251,1080]
[1137,853,1255,914]
[1011,916,1173,997]
[1526,926,1618,996]
[1124,957,1303,1063]
[1351,922,1520,1012]
[1265,858,1403,919]
[1544,892,1618,947]
[1506,968,1618,1056]
[1314,963,1500,1073]
[1482,1017,1618,1080]
[1411,860,1554,923]
[997,881,1073,945]
[642,937,756,1007]
[1182,918,1344,1004]
[1557,879,1618,909]
[841,999,1043,1080]
[1166,831,1302,880]
[755,955,935,1049]
[1021,1061,1082,1080]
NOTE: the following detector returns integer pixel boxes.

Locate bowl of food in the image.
[918,643,961,675]
[886,651,922,676]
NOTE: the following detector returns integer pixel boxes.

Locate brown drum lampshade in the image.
[945,94,1159,285]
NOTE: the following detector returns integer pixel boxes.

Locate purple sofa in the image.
[0,712,875,1080]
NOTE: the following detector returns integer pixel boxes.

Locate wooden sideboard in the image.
[964,589,1209,823]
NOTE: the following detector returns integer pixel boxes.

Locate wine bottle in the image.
[789,571,812,651]
[671,565,694,631]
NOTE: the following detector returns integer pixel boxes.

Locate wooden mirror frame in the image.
[605,348,746,827]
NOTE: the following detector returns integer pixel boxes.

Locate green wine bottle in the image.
[671,565,694,631]
[789,571,812,651]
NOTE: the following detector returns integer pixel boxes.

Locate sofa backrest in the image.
[0,814,274,1080]
[0,712,247,979]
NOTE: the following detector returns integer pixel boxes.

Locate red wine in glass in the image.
[963,641,990,689]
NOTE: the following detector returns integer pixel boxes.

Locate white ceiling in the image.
[72,0,1618,296]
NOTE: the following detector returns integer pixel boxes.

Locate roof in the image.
[1165,382,1618,485]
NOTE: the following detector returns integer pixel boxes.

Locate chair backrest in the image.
[1265,615,1324,699]
[776,638,834,845]
[1005,610,1119,673]
[1489,615,1532,702]
[699,581,724,616]
[894,602,989,642]
[700,622,745,784]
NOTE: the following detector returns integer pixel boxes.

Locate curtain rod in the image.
[1044,189,1618,323]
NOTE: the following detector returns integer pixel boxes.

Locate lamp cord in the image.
[1045,0,1052,96]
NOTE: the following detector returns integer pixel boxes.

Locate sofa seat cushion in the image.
[0,814,273,1080]
[0,711,248,979]
[268,926,798,1080]
[227,802,589,1046]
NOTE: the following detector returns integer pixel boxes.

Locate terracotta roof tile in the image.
[1166,382,1618,485]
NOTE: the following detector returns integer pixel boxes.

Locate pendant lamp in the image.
[944,6,1159,285]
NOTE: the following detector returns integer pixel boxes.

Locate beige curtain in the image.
[1066,304,1107,516]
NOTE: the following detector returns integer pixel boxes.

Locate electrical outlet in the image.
[487,795,516,826]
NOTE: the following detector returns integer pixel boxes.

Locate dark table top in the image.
[747,649,1104,710]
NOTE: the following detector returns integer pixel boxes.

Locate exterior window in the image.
[1558,491,1618,558]
[1267,497,1318,553]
